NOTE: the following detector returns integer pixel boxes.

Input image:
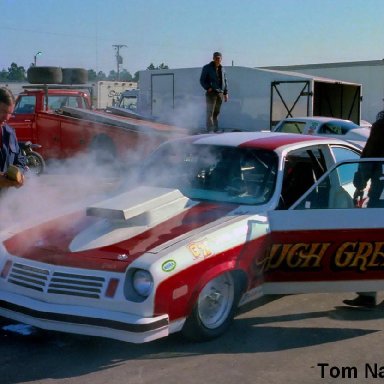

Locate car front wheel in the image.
[182,272,241,342]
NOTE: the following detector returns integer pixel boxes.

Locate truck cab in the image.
[9,85,92,143]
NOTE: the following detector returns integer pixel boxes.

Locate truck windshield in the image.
[119,96,137,110]
[142,143,278,205]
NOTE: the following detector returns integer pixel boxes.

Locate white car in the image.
[0,132,371,344]
[273,116,370,148]
[360,119,372,129]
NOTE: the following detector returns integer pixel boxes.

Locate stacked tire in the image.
[62,68,88,84]
[27,66,88,84]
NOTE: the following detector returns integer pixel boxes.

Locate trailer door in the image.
[313,82,361,124]
[151,74,174,117]
[270,81,311,129]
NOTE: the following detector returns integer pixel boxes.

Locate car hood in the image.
[3,186,238,272]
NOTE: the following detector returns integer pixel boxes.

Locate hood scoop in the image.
[70,186,194,251]
[86,186,188,222]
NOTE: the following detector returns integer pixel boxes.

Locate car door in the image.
[264,158,384,296]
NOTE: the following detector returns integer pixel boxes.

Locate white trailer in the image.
[137,66,361,132]
[264,60,384,124]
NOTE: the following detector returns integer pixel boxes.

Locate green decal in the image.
[162,259,176,272]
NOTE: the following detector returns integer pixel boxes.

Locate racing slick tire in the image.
[182,272,243,342]
[27,66,63,84]
[62,68,88,84]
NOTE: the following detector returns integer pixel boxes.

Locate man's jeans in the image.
[206,92,223,132]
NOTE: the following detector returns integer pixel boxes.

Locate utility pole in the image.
[112,44,127,81]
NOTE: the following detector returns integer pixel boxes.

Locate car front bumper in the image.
[0,291,170,343]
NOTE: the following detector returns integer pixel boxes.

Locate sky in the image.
[1,0,383,76]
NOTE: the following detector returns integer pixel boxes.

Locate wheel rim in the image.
[197,273,235,329]
[27,155,43,174]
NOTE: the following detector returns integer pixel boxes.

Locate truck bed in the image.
[60,107,188,137]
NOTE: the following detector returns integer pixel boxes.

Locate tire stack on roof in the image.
[26,66,88,84]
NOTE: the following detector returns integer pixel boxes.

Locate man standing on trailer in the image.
[200,52,229,133]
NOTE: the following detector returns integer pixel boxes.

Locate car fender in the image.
[155,256,247,321]
[185,262,248,317]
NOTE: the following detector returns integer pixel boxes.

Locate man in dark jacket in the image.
[0,87,26,188]
[343,110,384,308]
[200,52,229,132]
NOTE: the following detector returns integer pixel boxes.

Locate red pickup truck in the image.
[8,74,186,165]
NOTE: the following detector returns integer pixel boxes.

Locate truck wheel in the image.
[89,134,117,165]
[27,66,63,84]
[62,68,88,84]
[181,272,242,342]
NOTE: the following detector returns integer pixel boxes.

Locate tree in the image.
[107,70,117,80]
[0,70,8,81]
[7,63,26,81]
[119,69,133,81]
[0,62,163,83]
[96,71,107,80]
[87,69,97,81]
[147,63,169,70]
[133,71,139,82]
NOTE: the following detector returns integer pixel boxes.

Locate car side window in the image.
[291,148,362,210]
[47,96,85,109]
[331,146,361,185]
[280,146,326,209]
[319,123,342,135]
[68,97,82,108]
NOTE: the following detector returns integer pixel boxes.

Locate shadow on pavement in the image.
[0,300,380,384]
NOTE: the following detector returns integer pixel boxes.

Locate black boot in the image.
[343,295,376,308]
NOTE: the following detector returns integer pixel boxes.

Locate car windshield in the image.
[142,142,278,205]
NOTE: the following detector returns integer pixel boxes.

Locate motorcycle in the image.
[19,141,46,175]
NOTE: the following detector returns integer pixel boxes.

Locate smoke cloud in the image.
[0,109,192,240]
[0,155,118,238]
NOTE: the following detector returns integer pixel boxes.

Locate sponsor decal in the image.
[257,241,384,272]
[162,259,176,272]
[188,239,213,260]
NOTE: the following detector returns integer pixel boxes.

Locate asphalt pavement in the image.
[1,292,384,384]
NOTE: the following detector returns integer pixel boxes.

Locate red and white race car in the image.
[0,132,381,344]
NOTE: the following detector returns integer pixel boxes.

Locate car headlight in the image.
[132,269,153,298]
